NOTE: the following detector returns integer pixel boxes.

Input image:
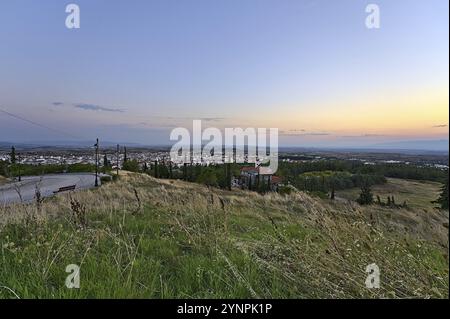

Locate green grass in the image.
[0,174,448,298]
[337,178,443,210]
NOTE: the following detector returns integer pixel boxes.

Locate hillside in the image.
[0,176,8,186]
[0,173,448,298]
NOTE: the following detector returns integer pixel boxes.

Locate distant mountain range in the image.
[368,139,448,152]
[1,139,448,154]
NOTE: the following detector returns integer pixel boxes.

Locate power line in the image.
[0,106,85,140]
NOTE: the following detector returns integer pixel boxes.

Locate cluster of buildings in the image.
[0,153,97,166]
[234,166,283,191]
[0,149,171,168]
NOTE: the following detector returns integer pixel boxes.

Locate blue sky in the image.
[0,0,448,149]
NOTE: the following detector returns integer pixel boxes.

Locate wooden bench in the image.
[53,185,76,194]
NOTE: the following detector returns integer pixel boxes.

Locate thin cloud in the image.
[158,116,226,122]
[432,124,448,128]
[137,122,177,129]
[51,102,125,113]
[340,134,386,138]
[279,129,306,134]
[280,130,330,136]
[200,117,226,122]
[73,103,125,113]
[303,132,331,136]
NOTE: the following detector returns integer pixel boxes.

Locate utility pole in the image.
[116,144,120,177]
[94,138,99,187]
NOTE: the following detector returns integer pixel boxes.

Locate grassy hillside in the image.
[0,173,448,298]
[337,178,443,210]
[0,176,8,186]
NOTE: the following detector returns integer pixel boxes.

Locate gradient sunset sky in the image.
[0,0,448,149]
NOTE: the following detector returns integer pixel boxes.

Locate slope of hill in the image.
[0,176,8,186]
[0,173,448,298]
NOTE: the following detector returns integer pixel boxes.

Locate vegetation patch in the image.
[0,173,447,299]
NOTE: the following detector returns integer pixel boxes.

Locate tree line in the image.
[278,160,447,183]
[285,170,387,194]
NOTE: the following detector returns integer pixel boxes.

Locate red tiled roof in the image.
[258,167,274,175]
[240,166,276,175]
[271,176,282,184]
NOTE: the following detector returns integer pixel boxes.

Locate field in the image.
[0,173,448,298]
[337,178,443,211]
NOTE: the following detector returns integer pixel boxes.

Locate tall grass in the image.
[0,173,448,298]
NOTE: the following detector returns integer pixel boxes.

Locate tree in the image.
[196,169,217,187]
[330,177,336,200]
[103,154,109,173]
[433,177,449,210]
[122,159,140,172]
[123,147,128,163]
[158,162,169,178]
[10,146,16,164]
[329,178,339,200]
[226,163,232,191]
[376,195,382,205]
[357,181,373,205]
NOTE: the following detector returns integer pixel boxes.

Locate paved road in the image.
[0,173,101,205]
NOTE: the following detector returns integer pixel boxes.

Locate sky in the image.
[0,0,448,149]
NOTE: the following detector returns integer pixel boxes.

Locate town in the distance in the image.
[1,140,448,209]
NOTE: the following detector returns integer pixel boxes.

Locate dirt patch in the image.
[0,176,10,186]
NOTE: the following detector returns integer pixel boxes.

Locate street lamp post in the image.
[94,138,99,187]
[116,144,119,177]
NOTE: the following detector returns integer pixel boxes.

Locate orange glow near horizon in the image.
[242,87,449,139]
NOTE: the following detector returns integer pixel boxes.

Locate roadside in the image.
[0,173,103,205]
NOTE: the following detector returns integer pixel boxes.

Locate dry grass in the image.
[337,178,443,211]
[0,172,448,298]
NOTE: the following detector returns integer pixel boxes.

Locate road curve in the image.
[0,173,101,205]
